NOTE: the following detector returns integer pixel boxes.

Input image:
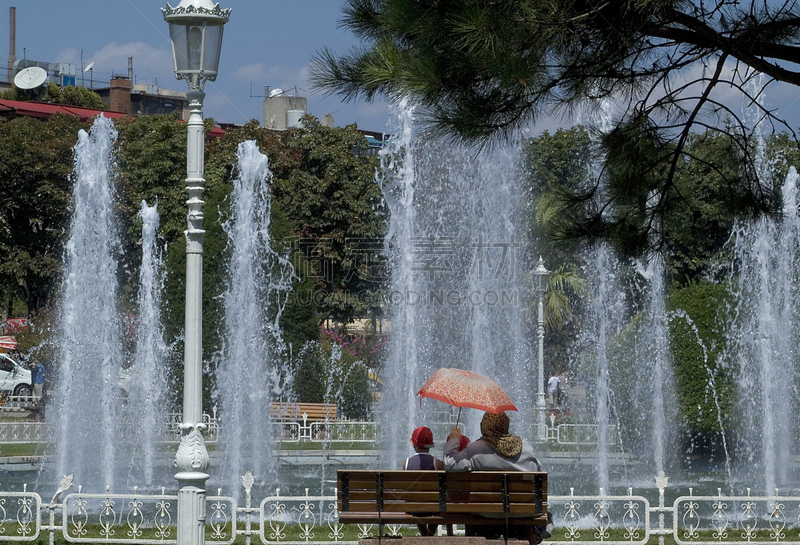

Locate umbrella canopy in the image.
[416,367,518,414]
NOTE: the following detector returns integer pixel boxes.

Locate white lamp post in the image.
[532,257,550,440]
[162,2,229,545]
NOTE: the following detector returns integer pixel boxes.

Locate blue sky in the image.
[0,1,392,132]
[1,1,799,139]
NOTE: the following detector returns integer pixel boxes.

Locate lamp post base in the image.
[536,394,547,441]
[176,424,210,545]
[176,471,210,545]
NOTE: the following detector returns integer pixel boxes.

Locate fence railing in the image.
[271,419,377,444]
[2,471,799,544]
[0,411,220,446]
[0,410,617,450]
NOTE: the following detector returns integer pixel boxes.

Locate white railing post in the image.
[655,471,669,545]
[242,470,255,545]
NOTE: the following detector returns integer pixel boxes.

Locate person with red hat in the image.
[403,426,444,470]
[402,426,444,536]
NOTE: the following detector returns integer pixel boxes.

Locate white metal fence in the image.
[0,409,622,450]
[1,472,799,544]
[0,411,220,445]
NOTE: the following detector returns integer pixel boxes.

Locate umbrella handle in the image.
[455,407,462,429]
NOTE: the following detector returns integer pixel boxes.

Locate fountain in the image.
[714,77,800,494]
[120,200,170,488]
[725,169,800,494]
[27,84,799,507]
[373,93,800,499]
[214,140,293,497]
[50,117,175,492]
[52,115,124,490]
[376,101,533,463]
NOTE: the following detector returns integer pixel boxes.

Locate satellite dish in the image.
[84,62,94,73]
[270,88,284,97]
[14,66,47,89]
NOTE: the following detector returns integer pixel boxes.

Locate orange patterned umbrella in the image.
[416,368,518,414]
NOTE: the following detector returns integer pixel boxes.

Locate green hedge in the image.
[666,280,734,453]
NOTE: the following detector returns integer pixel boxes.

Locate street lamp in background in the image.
[162,2,230,545]
[532,257,550,440]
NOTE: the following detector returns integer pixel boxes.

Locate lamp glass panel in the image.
[168,23,189,73]
[535,271,550,293]
[202,25,224,74]
[187,26,203,71]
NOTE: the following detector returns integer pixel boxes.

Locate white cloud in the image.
[231,62,308,91]
[56,42,173,86]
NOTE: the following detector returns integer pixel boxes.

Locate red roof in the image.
[0,99,226,137]
[0,99,129,122]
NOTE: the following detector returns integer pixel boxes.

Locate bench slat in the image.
[344,491,541,503]
[342,479,546,490]
[376,503,545,514]
[338,513,548,526]
[339,500,546,512]
[344,470,541,482]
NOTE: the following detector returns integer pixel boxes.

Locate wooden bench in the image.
[337,470,548,535]
[269,402,337,422]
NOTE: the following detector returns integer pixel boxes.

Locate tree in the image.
[0,114,89,312]
[0,83,107,110]
[292,339,372,420]
[666,280,734,456]
[524,125,798,284]
[270,116,389,323]
[311,0,800,256]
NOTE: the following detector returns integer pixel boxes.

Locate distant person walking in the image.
[547,374,560,408]
[32,362,45,399]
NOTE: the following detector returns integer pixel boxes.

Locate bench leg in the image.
[417,524,438,536]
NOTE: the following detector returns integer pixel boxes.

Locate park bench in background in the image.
[270,402,337,422]
[270,402,337,440]
[337,469,548,537]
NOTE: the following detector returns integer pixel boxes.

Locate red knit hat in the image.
[411,426,434,449]
[459,434,470,451]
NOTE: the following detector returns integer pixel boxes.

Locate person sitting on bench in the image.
[403,426,444,470]
[443,412,551,544]
[403,426,444,536]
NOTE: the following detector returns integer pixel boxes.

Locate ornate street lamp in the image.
[162,2,230,545]
[532,257,550,440]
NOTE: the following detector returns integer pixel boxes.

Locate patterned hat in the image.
[480,412,522,458]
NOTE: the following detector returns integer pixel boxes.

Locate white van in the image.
[0,353,32,396]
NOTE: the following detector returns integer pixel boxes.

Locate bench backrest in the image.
[337,470,547,517]
[270,402,337,422]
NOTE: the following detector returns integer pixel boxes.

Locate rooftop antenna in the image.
[84,62,94,89]
[249,83,267,98]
